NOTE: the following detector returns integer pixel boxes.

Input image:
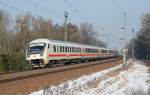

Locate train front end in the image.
[26,39,48,67]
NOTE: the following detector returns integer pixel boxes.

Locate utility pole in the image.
[123,12,126,33]
[132,28,135,59]
[64,11,68,41]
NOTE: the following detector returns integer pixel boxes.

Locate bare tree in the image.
[79,23,96,44]
[14,12,33,53]
[0,10,11,54]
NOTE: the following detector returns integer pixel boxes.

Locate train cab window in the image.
[53,45,56,52]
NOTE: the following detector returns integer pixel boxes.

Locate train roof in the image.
[29,38,113,50]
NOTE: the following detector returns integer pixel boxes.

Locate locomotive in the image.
[26,38,118,67]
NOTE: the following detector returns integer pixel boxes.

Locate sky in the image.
[0,0,150,50]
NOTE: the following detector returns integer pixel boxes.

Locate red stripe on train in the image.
[48,54,98,57]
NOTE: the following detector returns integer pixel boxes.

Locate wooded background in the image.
[127,13,150,60]
[0,10,106,72]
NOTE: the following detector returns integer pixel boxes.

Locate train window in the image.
[69,47,70,52]
[83,48,85,53]
[73,47,75,52]
[70,47,71,52]
[74,47,75,52]
[76,47,77,52]
[109,50,113,53]
[65,46,67,52]
[68,47,69,52]
[48,44,50,48]
[85,48,87,53]
[57,46,59,52]
[76,48,77,52]
[72,47,74,52]
[101,50,107,53]
[60,46,63,52]
[71,47,73,52]
[60,46,62,52]
[68,47,70,52]
[62,46,64,52]
[67,47,69,52]
[53,45,56,52]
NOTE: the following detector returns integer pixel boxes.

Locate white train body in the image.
[26,38,118,67]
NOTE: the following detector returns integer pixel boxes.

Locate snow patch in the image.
[29,60,150,95]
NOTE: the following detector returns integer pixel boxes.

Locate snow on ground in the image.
[29,60,150,95]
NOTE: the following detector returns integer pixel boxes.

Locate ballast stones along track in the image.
[0,58,120,84]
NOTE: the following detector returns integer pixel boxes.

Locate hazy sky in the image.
[0,0,150,50]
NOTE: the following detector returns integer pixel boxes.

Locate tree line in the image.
[0,10,106,73]
[127,13,150,60]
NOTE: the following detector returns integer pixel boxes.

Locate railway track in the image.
[0,58,121,84]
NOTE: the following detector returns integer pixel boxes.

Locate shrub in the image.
[0,53,30,73]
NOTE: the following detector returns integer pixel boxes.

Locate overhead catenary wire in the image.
[111,0,124,12]
[0,1,35,23]
[64,0,87,22]
[23,0,62,19]
[0,1,24,13]
[64,0,117,40]
[111,0,128,41]
[0,1,43,18]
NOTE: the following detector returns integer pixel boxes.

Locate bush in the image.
[0,53,30,73]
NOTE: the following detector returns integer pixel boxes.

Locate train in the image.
[26,38,118,67]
